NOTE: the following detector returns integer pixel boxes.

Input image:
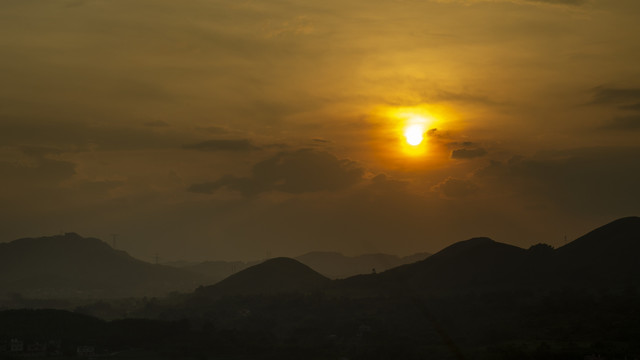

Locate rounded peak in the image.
[558,216,640,253]
[251,257,326,276]
[60,232,83,239]
[577,216,640,239]
[442,237,495,251]
[198,257,329,297]
[233,257,326,278]
[260,257,308,267]
[431,236,524,260]
[298,251,342,257]
[465,237,495,244]
[11,232,102,245]
[600,216,640,229]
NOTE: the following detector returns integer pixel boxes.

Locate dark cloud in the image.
[0,157,76,188]
[143,120,170,127]
[589,86,640,105]
[263,143,289,149]
[426,128,441,138]
[447,141,476,149]
[602,116,640,131]
[451,147,487,159]
[620,103,640,111]
[524,0,587,5]
[432,90,496,105]
[188,149,364,197]
[312,138,331,144]
[20,146,64,158]
[432,177,478,198]
[75,180,124,193]
[197,126,230,134]
[0,118,187,152]
[439,0,588,6]
[475,147,640,215]
[182,139,260,152]
[588,87,640,129]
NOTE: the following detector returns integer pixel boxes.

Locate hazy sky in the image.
[1,0,639,261]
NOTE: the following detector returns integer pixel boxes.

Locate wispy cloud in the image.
[182,139,261,152]
[188,149,363,196]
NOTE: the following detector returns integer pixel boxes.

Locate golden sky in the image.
[1,0,639,261]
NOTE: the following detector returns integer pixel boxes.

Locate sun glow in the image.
[397,112,433,153]
[404,123,425,146]
[370,104,455,166]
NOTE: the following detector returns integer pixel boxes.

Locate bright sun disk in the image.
[404,124,425,146]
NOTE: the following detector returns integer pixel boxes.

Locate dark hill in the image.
[557,216,640,256]
[335,217,640,297]
[555,216,640,289]
[335,237,530,296]
[195,257,330,298]
[0,233,202,298]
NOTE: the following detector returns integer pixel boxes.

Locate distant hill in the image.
[0,233,203,298]
[172,260,260,286]
[3,217,638,301]
[333,237,531,297]
[195,257,330,298]
[167,251,430,286]
[294,251,431,279]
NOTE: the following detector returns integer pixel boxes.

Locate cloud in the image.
[447,141,477,148]
[0,156,76,188]
[620,103,640,111]
[475,147,640,215]
[182,139,261,152]
[602,116,640,131]
[522,0,587,5]
[430,90,496,105]
[143,120,170,127]
[196,126,231,134]
[589,86,640,105]
[20,146,64,158]
[451,147,487,159]
[188,149,364,196]
[432,177,478,198]
[0,118,188,152]
[588,87,640,130]
[439,0,588,6]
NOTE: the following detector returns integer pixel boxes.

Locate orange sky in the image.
[1,0,639,261]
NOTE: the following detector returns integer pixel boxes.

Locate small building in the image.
[77,345,95,357]
[10,339,24,352]
[584,355,606,360]
[26,342,47,356]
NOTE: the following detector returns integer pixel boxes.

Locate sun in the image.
[373,105,448,159]
[404,124,425,146]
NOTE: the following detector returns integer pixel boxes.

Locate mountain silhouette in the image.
[335,217,640,297]
[165,251,429,285]
[3,217,638,301]
[195,257,330,298]
[333,237,531,297]
[175,260,256,285]
[186,217,640,300]
[0,233,202,298]
[555,216,640,289]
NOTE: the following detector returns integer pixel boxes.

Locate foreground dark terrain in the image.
[1,217,640,359]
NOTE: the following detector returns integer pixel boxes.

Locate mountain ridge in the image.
[2,217,638,300]
[0,233,202,298]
